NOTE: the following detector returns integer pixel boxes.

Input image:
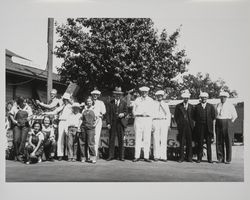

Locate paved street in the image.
[6,145,244,182]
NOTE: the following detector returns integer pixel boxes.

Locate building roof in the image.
[5,49,65,85]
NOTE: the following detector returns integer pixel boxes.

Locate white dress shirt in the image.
[66,112,82,128]
[154,100,171,126]
[93,99,106,118]
[133,96,154,117]
[216,101,237,122]
[9,103,33,118]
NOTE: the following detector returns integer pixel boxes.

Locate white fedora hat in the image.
[181,90,191,98]
[199,92,209,98]
[139,86,150,92]
[91,90,101,95]
[155,90,165,96]
[62,93,71,100]
[71,102,81,108]
[219,91,229,98]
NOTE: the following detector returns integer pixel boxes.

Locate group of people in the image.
[6,85,237,165]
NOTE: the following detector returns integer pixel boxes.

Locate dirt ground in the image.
[5,144,244,182]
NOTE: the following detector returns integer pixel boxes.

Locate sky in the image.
[1,0,250,98]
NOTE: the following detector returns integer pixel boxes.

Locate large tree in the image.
[55,18,190,96]
[177,72,238,99]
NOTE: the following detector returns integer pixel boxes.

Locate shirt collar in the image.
[17,103,28,110]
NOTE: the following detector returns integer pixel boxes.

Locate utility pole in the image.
[47,18,54,103]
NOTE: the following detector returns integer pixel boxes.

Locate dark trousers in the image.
[79,128,96,160]
[216,119,232,162]
[108,120,125,159]
[178,123,193,161]
[13,125,29,157]
[24,144,44,162]
[196,123,212,162]
[44,139,57,159]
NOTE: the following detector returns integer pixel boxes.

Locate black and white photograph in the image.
[1,0,250,199]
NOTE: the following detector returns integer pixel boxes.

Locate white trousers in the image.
[134,117,153,159]
[152,119,169,160]
[57,121,67,157]
[94,118,102,156]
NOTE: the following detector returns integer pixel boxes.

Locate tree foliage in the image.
[177,72,238,99]
[55,18,190,95]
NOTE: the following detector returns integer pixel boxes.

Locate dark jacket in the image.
[106,99,128,128]
[193,103,216,134]
[174,102,194,130]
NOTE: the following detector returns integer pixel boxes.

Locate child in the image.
[66,102,82,162]
[80,96,97,164]
[24,121,44,164]
[42,116,56,161]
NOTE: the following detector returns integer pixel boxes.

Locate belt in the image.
[135,115,151,117]
[216,118,230,120]
[153,118,167,120]
[68,126,78,129]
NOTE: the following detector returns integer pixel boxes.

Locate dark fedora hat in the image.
[113,87,124,94]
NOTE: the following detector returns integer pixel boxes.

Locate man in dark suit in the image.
[174,90,194,162]
[193,92,216,163]
[106,87,128,161]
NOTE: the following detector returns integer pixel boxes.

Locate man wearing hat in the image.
[193,92,216,163]
[46,93,72,160]
[215,91,237,164]
[36,89,61,111]
[91,89,106,157]
[152,90,171,162]
[132,86,154,162]
[106,87,128,161]
[174,90,194,162]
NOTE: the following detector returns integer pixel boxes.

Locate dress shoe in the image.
[17,155,23,162]
[58,156,63,161]
[208,160,213,164]
[25,161,30,165]
[144,158,152,163]
[38,157,42,163]
[89,160,96,164]
[132,158,140,162]
[196,159,201,163]
[178,159,184,163]
[161,159,168,162]
[119,158,125,161]
[49,158,55,162]
[153,158,159,162]
[225,161,231,164]
[106,157,114,161]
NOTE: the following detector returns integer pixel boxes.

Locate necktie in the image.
[219,104,224,116]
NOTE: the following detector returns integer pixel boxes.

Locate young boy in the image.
[66,102,82,162]
[80,96,97,164]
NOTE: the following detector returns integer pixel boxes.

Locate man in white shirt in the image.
[152,90,171,162]
[132,86,154,162]
[46,93,72,161]
[9,97,33,161]
[215,91,237,164]
[91,89,106,157]
[36,89,61,111]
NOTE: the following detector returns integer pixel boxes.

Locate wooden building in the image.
[5,49,66,103]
